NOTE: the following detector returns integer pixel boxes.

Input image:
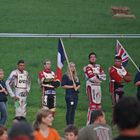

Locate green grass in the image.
[0,0,140,138]
[0,0,140,33]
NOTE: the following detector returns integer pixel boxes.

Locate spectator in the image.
[33,108,61,140]
[61,62,80,125]
[113,96,140,140]
[83,52,106,125]
[8,121,34,140]
[78,109,112,140]
[0,125,8,140]
[64,124,78,140]
[6,60,31,117]
[0,69,8,125]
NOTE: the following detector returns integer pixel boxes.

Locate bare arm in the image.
[135,81,140,86]
[62,85,74,89]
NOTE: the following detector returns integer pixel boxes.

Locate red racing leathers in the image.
[38,68,60,113]
[84,64,106,125]
[109,66,131,105]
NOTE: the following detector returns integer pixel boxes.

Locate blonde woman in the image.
[61,62,80,125]
[33,108,61,140]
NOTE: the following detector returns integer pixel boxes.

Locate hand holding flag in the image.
[115,40,129,67]
[56,38,77,88]
[115,40,140,72]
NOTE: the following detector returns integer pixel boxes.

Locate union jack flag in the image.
[115,40,129,67]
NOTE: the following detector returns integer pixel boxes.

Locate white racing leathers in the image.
[84,64,106,125]
[6,69,30,117]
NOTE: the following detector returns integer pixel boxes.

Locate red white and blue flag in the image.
[56,38,66,81]
[115,40,129,67]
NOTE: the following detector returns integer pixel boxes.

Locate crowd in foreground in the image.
[0,96,140,140]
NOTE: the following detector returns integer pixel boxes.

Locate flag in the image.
[115,40,129,67]
[56,38,66,81]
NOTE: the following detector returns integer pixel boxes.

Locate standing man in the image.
[109,56,131,105]
[84,52,106,125]
[134,67,140,101]
[6,60,31,117]
[38,59,60,115]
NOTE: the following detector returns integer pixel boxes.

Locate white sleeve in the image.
[26,72,31,93]
[6,71,16,97]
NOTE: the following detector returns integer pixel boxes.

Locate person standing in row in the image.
[38,59,60,115]
[61,62,80,125]
[84,52,106,125]
[0,69,8,125]
[6,60,31,117]
[109,56,131,105]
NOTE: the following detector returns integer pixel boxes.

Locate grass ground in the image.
[0,0,140,138]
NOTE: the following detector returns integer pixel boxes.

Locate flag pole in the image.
[60,38,76,86]
[0,84,8,95]
[117,40,140,72]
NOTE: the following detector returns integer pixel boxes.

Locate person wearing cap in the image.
[109,56,131,105]
[78,109,112,140]
[38,59,60,115]
[6,60,31,117]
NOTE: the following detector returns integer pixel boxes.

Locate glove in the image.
[98,74,106,81]
[51,80,61,88]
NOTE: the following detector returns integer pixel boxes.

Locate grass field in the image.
[0,0,140,138]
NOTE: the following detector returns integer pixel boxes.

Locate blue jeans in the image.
[0,102,7,125]
[65,94,78,125]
